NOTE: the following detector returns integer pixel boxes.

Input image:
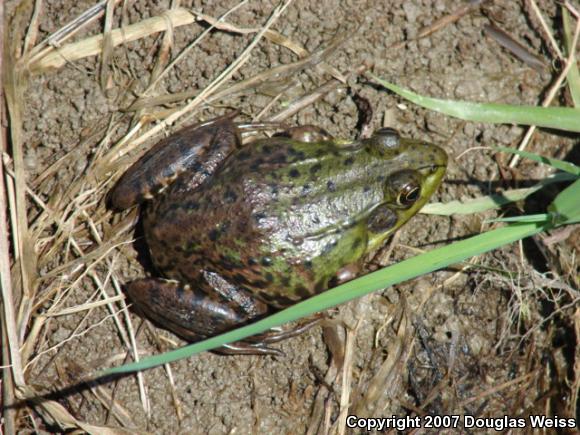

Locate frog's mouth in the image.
[416,163,447,207]
[420,163,447,189]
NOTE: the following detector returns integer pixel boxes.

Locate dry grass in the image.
[1,0,578,433]
[1,1,362,431]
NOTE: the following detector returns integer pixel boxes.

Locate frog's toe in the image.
[218,342,284,356]
[215,315,322,355]
[253,314,323,344]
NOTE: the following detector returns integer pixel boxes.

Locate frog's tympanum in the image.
[110,112,447,354]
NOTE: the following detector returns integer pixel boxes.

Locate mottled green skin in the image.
[111,116,447,351]
[144,132,447,308]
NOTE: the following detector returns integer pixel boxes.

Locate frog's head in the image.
[363,128,448,252]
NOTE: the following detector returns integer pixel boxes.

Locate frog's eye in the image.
[397,183,421,207]
[373,128,400,149]
[387,169,423,208]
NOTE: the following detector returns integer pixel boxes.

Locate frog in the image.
[109,111,447,354]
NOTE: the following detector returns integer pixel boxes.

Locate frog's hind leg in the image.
[109,112,241,211]
[126,277,292,355]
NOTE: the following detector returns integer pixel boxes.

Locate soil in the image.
[3,0,578,433]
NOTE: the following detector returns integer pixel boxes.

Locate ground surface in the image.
[4,0,579,433]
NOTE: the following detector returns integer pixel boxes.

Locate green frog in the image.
[109,112,447,354]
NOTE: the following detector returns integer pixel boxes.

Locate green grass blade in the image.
[422,172,577,215]
[370,75,580,133]
[423,188,538,215]
[549,178,580,225]
[493,146,580,175]
[486,214,550,223]
[98,221,546,376]
[563,7,580,107]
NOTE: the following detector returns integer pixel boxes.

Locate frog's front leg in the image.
[109,112,242,211]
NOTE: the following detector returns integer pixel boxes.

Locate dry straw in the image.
[1,0,363,431]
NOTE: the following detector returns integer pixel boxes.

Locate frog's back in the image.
[143,138,377,305]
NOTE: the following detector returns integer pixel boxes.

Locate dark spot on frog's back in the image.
[261,144,273,154]
[274,295,300,307]
[322,240,338,255]
[249,278,268,289]
[344,157,354,166]
[286,146,297,154]
[269,153,287,164]
[253,212,266,223]
[236,149,251,160]
[233,273,250,285]
[269,184,279,196]
[223,189,237,203]
[287,147,306,160]
[315,148,326,158]
[209,229,219,241]
[281,275,291,287]
[289,168,300,178]
[327,180,336,192]
[185,241,200,255]
[310,163,322,175]
[152,237,171,252]
[314,280,326,294]
[208,222,230,242]
[250,157,264,172]
[219,254,243,270]
[259,291,276,303]
[184,200,200,211]
[295,285,312,298]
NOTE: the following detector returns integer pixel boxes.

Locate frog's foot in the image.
[249,314,323,344]
[218,342,283,356]
[216,315,322,355]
